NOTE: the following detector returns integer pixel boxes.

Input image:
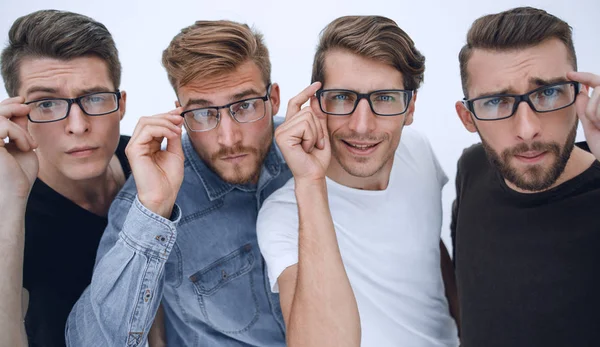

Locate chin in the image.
[62,162,109,181]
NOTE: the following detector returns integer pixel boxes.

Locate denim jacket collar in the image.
[182,133,285,201]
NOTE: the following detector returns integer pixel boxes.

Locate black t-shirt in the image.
[451,142,600,347]
[23,135,131,347]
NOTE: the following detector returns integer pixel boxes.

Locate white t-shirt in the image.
[257,128,459,347]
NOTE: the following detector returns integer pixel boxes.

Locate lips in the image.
[342,141,378,149]
[66,146,98,155]
[514,151,547,163]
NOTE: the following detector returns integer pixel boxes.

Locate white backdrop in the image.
[1,0,598,250]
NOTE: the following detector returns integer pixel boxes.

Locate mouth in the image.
[514,151,547,163]
[341,140,380,154]
[221,153,248,163]
[66,146,98,157]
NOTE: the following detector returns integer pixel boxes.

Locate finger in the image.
[131,115,183,141]
[131,125,180,149]
[165,128,184,159]
[0,96,25,105]
[568,71,600,88]
[286,82,322,120]
[302,116,319,153]
[0,120,35,151]
[168,107,185,116]
[585,87,600,127]
[313,110,325,150]
[0,103,30,120]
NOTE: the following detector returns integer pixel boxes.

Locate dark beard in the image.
[480,121,577,192]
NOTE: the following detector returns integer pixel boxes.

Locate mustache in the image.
[211,145,258,160]
[503,141,560,158]
[334,132,388,142]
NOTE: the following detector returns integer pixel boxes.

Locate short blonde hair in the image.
[162,20,271,91]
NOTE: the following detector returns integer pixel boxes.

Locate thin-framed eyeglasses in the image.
[181,84,272,132]
[315,88,414,116]
[25,90,122,123]
[462,81,580,121]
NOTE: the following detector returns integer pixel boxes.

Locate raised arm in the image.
[275,83,361,347]
[66,111,185,346]
[0,96,39,347]
[568,71,600,161]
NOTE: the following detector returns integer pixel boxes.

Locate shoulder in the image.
[257,178,298,238]
[456,142,487,172]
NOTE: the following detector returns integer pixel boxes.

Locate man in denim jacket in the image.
[67,20,290,346]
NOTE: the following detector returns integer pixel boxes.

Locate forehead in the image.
[18,56,113,97]
[177,61,266,106]
[322,50,404,91]
[467,39,573,97]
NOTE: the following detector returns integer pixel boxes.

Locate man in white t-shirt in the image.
[256,16,460,347]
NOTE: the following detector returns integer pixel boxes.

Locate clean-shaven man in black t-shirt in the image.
[0,10,137,347]
[452,6,600,347]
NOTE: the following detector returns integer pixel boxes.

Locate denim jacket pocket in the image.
[190,243,260,334]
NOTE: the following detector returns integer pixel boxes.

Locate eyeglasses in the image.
[181,84,272,132]
[315,89,413,116]
[463,81,580,121]
[25,91,121,123]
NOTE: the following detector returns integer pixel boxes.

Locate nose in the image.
[512,100,541,142]
[216,109,242,147]
[64,103,90,135]
[348,98,376,134]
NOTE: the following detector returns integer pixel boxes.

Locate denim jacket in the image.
[66,130,292,346]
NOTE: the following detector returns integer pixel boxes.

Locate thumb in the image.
[165,127,184,159]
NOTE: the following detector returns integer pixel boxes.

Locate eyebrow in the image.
[185,88,264,108]
[472,77,570,99]
[25,86,113,99]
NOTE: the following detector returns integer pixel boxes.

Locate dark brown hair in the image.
[162,20,271,91]
[459,6,576,98]
[1,9,122,97]
[312,15,425,90]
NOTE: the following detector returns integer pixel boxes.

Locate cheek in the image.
[28,123,63,151]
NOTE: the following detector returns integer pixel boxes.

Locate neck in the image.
[325,156,394,191]
[506,146,596,194]
[38,155,125,216]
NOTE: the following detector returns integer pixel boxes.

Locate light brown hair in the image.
[311,15,425,90]
[459,6,577,98]
[162,20,271,91]
[1,10,121,97]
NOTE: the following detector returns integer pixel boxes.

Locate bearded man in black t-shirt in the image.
[451,6,600,347]
[0,10,137,347]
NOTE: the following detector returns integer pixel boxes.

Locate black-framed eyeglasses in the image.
[181,84,272,132]
[315,88,413,116]
[463,81,580,121]
[25,91,122,123]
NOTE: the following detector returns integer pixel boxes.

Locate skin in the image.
[455,39,597,193]
[177,60,281,185]
[18,56,127,214]
[321,50,415,190]
[275,51,457,346]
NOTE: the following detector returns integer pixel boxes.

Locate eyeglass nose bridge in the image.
[510,93,541,117]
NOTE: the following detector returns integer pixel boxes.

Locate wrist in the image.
[138,195,175,219]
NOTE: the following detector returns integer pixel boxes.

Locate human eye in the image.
[373,93,397,103]
[326,91,354,102]
[482,97,510,108]
[86,94,108,104]
[539,86,563,98]
[34,100,60,110]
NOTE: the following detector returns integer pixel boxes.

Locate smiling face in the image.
[178,61,280,185]
[456,39,579,192]
[315,50,415,189]
[18,56,125,183]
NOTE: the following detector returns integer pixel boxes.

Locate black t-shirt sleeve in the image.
[115,135,132,179]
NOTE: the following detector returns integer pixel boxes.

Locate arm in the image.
[275,83,360,347]
[440,240,460,334]
[0,96,39,347]
[66,111,185,346]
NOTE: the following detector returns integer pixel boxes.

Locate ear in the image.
[455,100,477,133]
[404,91,417,126]
[118,90,127,121]
[268,83,281,116]
[175,100,181,108]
